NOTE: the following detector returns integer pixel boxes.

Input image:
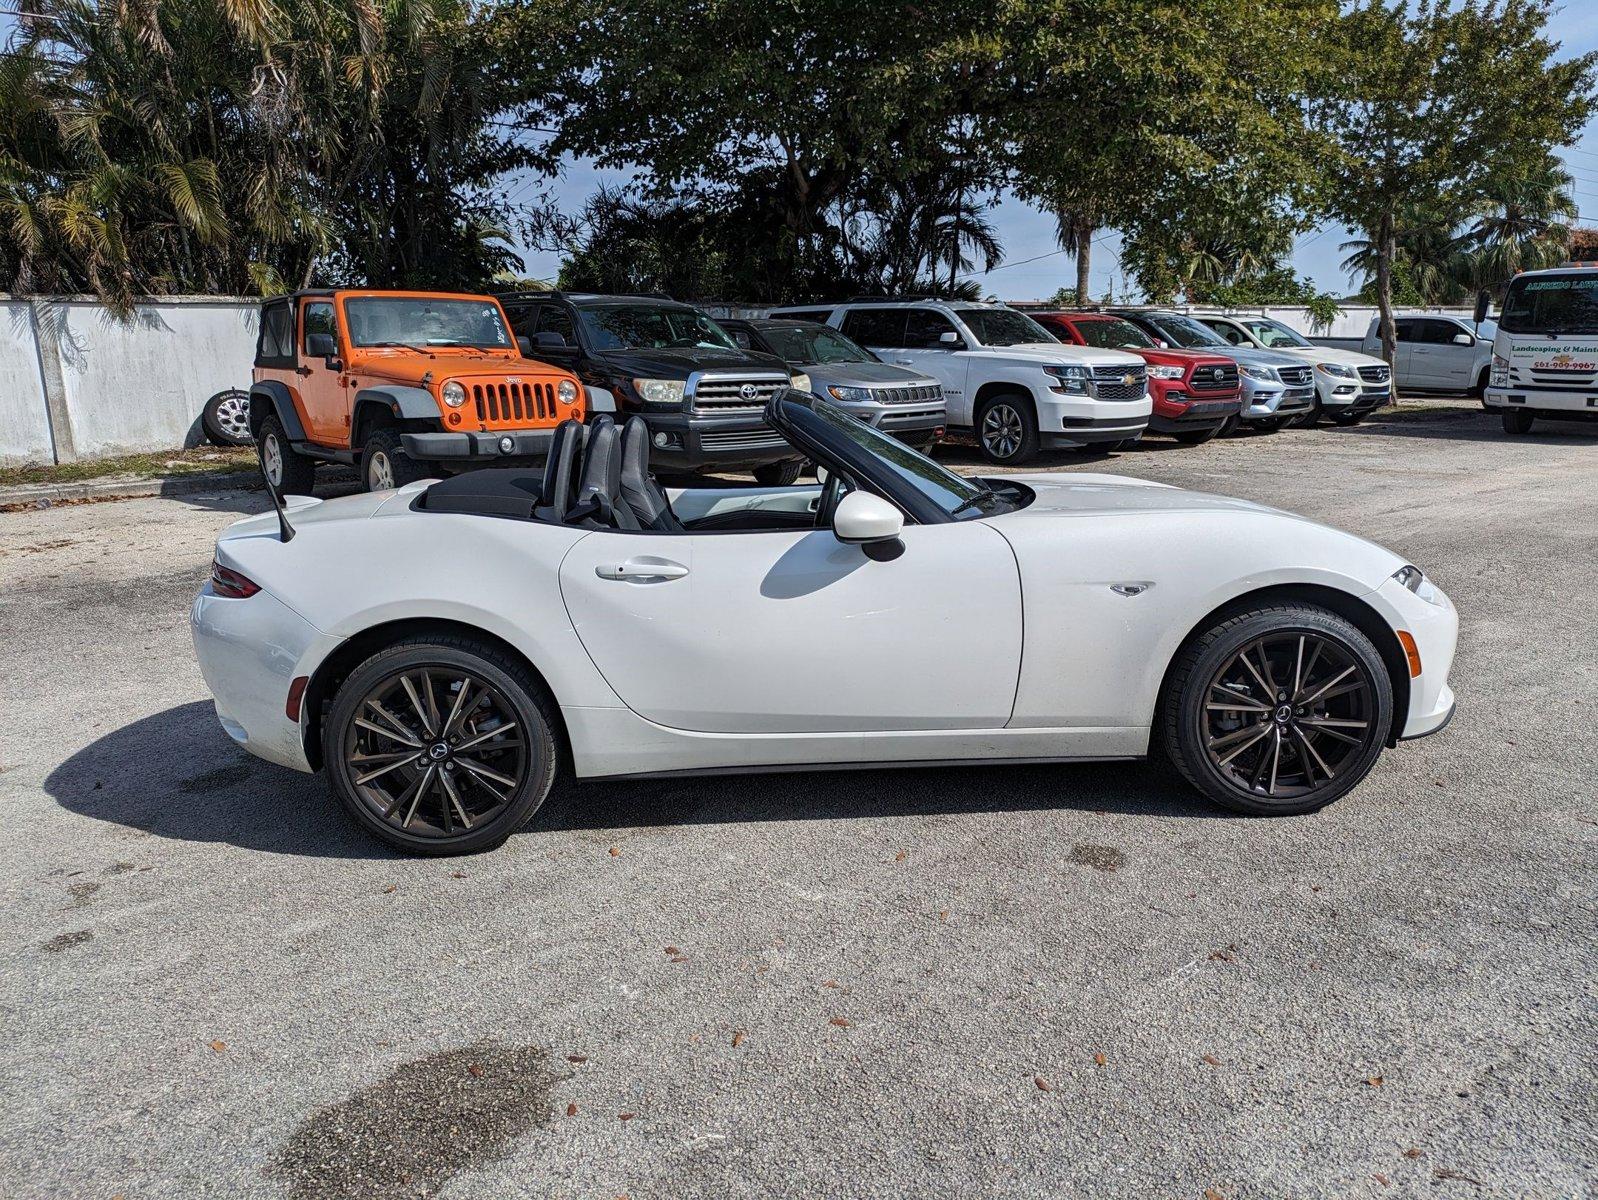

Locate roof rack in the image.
[495,289,680,303]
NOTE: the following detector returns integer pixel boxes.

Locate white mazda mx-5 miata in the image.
[193,391,1456,855]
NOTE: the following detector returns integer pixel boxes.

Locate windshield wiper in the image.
[366,340,427,352]
[949,487,999,517]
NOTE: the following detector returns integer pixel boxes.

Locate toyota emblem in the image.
[739,383,760,401]
[1211,367,1223,380]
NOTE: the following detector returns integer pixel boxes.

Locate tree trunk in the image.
[1375,207,1399,405]
[1075,217,1094,305]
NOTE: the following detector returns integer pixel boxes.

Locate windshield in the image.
[1499,273,1598,335]
[1136,312,1230,349]
[957,307,1058,347]
[1244,318,1313,349]
[577,303,737,351]
[1074,317,1157,350]
[344,297,513,348]
[760,324,874,364]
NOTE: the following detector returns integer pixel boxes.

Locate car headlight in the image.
[1489,352,1509,387]
[1316,362,1356,378]
[827,384,872,403]
[1240,364,1280,382]
[1147,364,1184,380]
[1043,364,1090,394]
[557,378,578,403]
[790,373,811,393]
[1393,564,1444,605]
[633,378,686,408]
[441,380,467,408]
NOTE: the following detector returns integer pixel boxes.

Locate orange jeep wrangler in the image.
[249,289,585,493]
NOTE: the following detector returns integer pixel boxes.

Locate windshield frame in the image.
[1498,272,1598,336]
[1132,311,1232,349]
[574,301,739,352]
[954,306,1059,348]
[1243,317,1314,350]
[757,322,876,365]
[341,296,515,349]
[1072,316,1158,350]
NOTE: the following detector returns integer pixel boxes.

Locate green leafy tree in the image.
[1312,0,1597,375]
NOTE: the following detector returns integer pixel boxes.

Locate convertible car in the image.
[192,392,1457,855]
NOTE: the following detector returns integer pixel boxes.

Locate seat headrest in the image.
[570,416,638,529]
[618,416,681,532]
[537,418,587,522]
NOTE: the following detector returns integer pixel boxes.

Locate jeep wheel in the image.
[202,388,253,446]
[975,393,1039,465]
[362,428,431,492]
[753,460,804,487]
[1502,409,1535,435]
[257,415,316,495]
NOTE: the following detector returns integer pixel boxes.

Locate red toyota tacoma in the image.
[1032,312,1244,444]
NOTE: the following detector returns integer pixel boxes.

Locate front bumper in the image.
[1483,387,1598,416]
[639,410,801,471]
[1147,390,1243,433]
[191,585,334,774]
[1319,376,1391,412]
[403,428,557,460]
[834,400,946,443]
[1037,392,1152,446]
[1241,382,1316,420]
[1368,574,1459,742]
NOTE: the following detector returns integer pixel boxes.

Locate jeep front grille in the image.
[691,376,789,412]
[870,383,943,405]
[470,380,557,427]
[1089,364,1148,401]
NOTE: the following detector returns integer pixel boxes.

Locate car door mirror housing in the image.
[516,335,532,355]
[938,330,964,348]
[1452,332,1473,346]
[833,490,904,560]
[535,331,569,350]
[305,332,337,359]
[1473,290,1492,325]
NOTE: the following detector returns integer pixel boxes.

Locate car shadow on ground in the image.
[1349,410,1598,444]
[45,702,1227,858]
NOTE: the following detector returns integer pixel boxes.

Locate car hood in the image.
[591,346,791,379]
[1195,344,1307,370]
[964,343,1146,366]
[801,361,939,387]
[1275,344,1387,368]
[352,351,570,385]
[999,473,1283,517]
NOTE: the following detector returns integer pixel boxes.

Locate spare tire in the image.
[202,388,253,446]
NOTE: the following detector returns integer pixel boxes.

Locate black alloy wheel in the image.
[325,637,558,854]
[1161,605,1392,815]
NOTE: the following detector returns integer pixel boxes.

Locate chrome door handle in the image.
[595,557,689,582]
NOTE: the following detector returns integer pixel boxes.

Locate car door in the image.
[558,521,1023,734]
[1419,318,1474,389]
[896,308,975,425]
[297,299,349,444]
[1385,318,1419,387]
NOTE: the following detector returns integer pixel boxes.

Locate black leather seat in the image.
[568,416,641,530]
[536,419,588,523]
[618,416,684,532]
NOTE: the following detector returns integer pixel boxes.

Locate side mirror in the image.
[305,332,336,359]
[535,331,569,350]
[938,330,964,348]
[1452,332,1474,346]
[833,490,904,561]
[516,335,532,355]
[1473,290,1492,325]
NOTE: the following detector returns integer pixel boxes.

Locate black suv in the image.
[499,292,808,483]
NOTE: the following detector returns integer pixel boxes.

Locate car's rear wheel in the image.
[257,415,316,495]
[1330,411,1365,426]
[975,393,1039,465]
[1173,426,1219,445]
[1159,604,1392,816]
[1502,410,1535,435]
[753,460,804,486]
[324,636,560,855]
[362,428,430,492]
[202,388,253,446]
[1250,417,1285,433]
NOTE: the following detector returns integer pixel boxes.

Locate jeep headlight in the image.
[1489,352,1509,388]
[1240,364,1280,382]
[827,384,872,403]
[1316,362,1356,378]
[1043,364,1090,394]
[633,378,686,408]
[1393,564,1444,606]
[790,373,812,393]
[557,378,578,403]
[441,380,467,407]
[1147,364,1184,380]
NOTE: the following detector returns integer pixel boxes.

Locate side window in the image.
[503,303,536,338]
[302,301,338,351]
[903,307,960,348]
[1420,318,1464,345]
[1218,322,1246,345]
[536,304,575,344]
[841,308,906,348]
[256,300,295,367]
[1393,319,1418,343]
[726,327,754,350]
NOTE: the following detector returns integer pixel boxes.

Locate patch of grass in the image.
[0,446,256,488]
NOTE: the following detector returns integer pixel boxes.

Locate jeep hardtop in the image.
[250,289,585,494]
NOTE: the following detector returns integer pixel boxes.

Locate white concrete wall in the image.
[0,295,257,466]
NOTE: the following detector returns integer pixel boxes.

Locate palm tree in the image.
[1340,206,1470,304]
[1054,207,1098,305]
[1459,157,1576,292]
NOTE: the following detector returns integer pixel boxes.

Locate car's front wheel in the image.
[324,635,560,855]
[1159,604,1393,816]
[975,393,1039,465]
[753,460,804,486]
[362,428,430,492]
[1250,417,1286,433]
[257,415,316,495]
[1502,410,1535,435]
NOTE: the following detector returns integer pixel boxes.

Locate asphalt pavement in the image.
[1,399,1594,1199]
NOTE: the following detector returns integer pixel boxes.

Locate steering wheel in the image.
[815,468,849,529]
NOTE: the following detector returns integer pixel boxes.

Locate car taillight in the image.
[211,559,260,598]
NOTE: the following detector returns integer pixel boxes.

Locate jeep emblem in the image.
[740,383,760,401]
[506,376,522,384]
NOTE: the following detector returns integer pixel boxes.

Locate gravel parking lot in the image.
[2,400,1594,1199]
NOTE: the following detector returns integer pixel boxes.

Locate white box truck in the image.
[1479,265,1598,434]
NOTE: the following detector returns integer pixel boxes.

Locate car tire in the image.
[1251,418,1286,433]
[323,635,561,856]
[1173,426,1219,445]
[1216,415,1240,438]
[362,428,430,492]
[257,414,316,496]
[975,392,1040,465]
[202,388,253,446]
[1502,409,1535,435]
[753,460,804,486]
[1292,404,1322,428]
[1330,412,1365,427]
[1158,603,1393,817]
[1473,366,1490,399]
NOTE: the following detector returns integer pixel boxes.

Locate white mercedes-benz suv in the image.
[769,299,1151,464]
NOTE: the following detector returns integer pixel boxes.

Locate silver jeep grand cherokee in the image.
[720,318,947,451]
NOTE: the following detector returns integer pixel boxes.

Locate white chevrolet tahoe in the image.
[769,299,1151,464]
